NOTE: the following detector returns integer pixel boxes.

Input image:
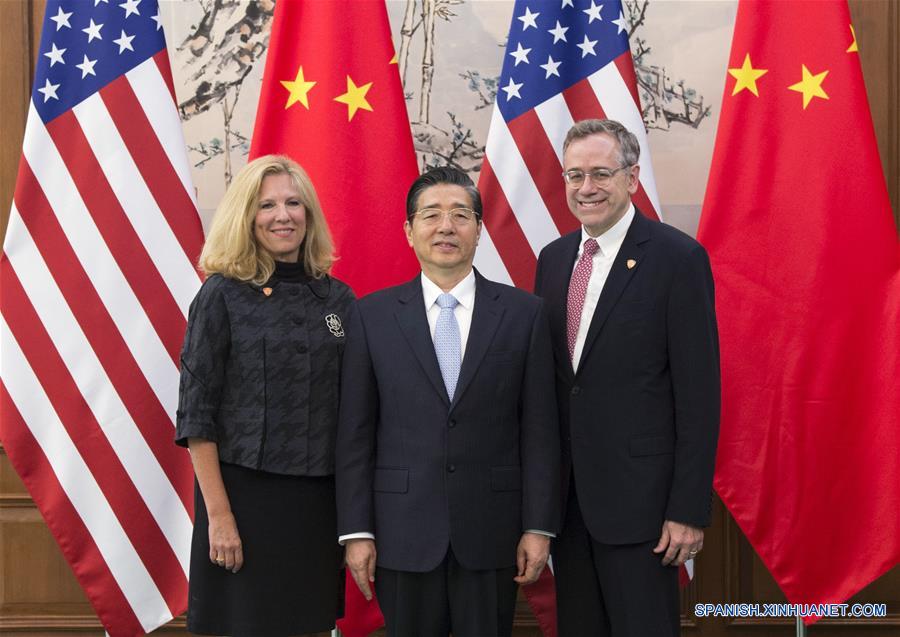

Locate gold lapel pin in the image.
[262,287,273,297]
[626,259,637,270]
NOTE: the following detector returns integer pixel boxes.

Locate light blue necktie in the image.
[434,293,461,400]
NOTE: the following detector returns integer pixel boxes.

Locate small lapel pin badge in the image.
[325,313,345,337]
[262,287,273,297]
[626,259,637,270]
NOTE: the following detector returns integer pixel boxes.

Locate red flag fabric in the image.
[0,1,202,635]
[338,569,385,637]
[525,566,559,637]
[698,0,900,615]
[249,0,419,297]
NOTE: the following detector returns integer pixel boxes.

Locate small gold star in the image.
[728,53,768,97]
[390,52,398,64]
[280,66,316,109]
[334,75,374,121]
[788,64,829,109]
[847,24,858,53]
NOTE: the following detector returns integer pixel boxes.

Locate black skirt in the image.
[187,463,344,636]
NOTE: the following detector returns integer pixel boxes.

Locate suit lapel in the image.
[395,275,450,405]
[452,271,503,409]
[577,211,651,374]
[546,232,581,381]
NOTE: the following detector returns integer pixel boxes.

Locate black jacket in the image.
[175,272,355,476]
[534,210,720,544]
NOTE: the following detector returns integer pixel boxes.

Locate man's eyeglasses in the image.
[411,208,479,226]
[562,166,632,188]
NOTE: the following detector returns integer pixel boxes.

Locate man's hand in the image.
[653,520,703,566]
[345,538,377,600]
[208,511,243,573]
[514,532,551,585]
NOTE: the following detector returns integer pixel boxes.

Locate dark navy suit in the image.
[535,210,720,636]
[336,270,560,573]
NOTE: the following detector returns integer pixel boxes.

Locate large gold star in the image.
[788,64,829,109]
[280,66,316,109]
[846,24,858,53]
[334,75,374,121]
[728,53,768,97]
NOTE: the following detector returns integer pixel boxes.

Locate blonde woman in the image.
[176,155,353,635]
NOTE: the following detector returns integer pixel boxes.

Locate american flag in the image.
[475,1,687,634]
[0,0,202,635]
[475,0,662,290]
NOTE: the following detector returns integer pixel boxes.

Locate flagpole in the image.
[796,615,807,637]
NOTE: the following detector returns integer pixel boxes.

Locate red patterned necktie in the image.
[567,238,599,364]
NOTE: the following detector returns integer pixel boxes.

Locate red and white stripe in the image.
[475,53,662,290]
[1,52,203,637]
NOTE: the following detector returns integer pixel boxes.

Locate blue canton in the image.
[33,0,165,124]
[498,0,631,121]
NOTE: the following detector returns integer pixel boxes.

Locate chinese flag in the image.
[698,0,900,617]
[250,0,419,297]
[250,2,417,634]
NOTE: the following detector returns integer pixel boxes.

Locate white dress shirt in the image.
[571,204,635,371]
[421,269,476,358]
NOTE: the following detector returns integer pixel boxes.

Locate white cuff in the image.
[525,529,556,538]
[338,532,375,545]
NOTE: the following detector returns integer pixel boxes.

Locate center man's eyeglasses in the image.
[411,208,479,226]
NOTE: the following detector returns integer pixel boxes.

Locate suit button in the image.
[448,420,456,429]
[296,344,307,353]
[292,315,304,324]
[571,386,581,396]
[447,464,456,473]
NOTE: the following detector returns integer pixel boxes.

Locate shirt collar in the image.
[421,269,476,310]
[580,203,635,256]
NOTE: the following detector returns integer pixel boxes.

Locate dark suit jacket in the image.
[336,271,560,573]
[534,210,720,545]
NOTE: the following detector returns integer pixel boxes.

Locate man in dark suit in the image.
[336,167,560,637]
[534,119,720,637]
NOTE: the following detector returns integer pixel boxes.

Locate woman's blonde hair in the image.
[199,155,335,285]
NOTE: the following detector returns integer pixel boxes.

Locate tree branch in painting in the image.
[459,70,498,111]
[176,0,274,184]
[625,0,711,131]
